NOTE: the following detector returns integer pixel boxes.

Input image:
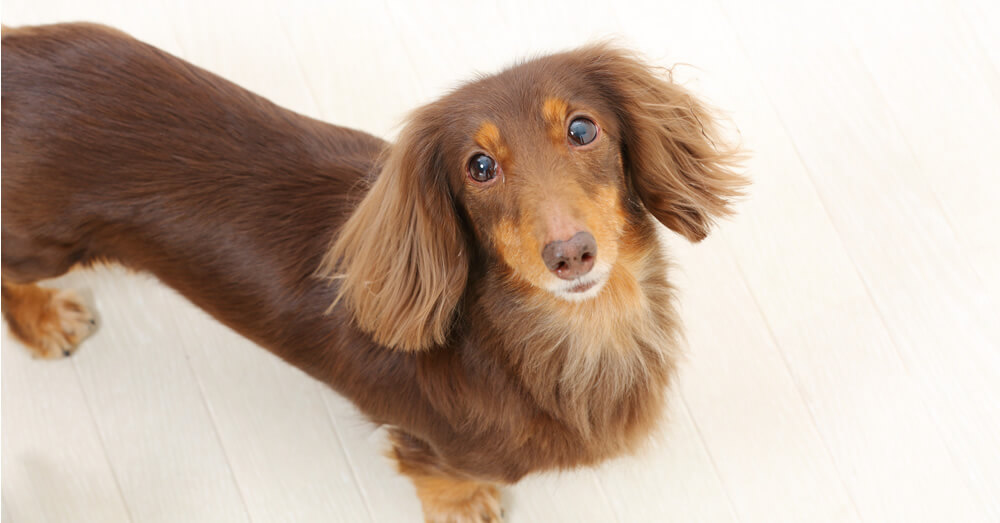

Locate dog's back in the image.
[2,24,381,264]
[1,23,383,358]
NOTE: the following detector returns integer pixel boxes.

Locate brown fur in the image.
[1,23,746,521]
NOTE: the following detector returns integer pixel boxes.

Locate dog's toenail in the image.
[62,349,71,357]
[89,319,96,325]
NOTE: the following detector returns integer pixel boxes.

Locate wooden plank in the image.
[321,393,423,522]
[35,269,250,522]
[718,1,997,520]
[958,0,1000,78]
[594,398,739,523]
[171,306,375,522]
[2,328,133,523]
[670,234,863,523]
[506,472,620,523]
[836,1,1000,516]
[275,2,441,139]
[843,0,1000,296]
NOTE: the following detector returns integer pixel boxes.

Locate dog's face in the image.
[443,79,632,302]
[325,45,746,350]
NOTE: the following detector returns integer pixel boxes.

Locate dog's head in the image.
[323,45,746,351]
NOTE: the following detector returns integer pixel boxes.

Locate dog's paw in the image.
[5,287,95,359]
[37,290,95,358]
[422,483,503,523]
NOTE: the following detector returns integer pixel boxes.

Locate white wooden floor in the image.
[3,1,999,522]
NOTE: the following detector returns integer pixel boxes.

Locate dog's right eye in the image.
[468,154,497,183]
[568,117,598,146]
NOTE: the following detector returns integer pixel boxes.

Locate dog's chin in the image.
[548,264,612,303]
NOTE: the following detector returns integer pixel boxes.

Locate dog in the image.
[2,23,746,522]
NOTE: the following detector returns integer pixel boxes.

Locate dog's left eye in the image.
[468,153,497,183]
[568,117,598,146]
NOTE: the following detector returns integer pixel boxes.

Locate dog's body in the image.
[2,23,745,521]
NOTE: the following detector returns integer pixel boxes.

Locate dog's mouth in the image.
[549,263,611,302]
[568,280,597,293]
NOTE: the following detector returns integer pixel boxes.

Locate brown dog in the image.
[2,23,745,521]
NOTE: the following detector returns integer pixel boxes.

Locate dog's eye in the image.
[468,154,497,183]
[568,117,598,146]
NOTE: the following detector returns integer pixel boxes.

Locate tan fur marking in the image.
[493,185,627,293]
[474,122,509,163]
[409,475,502,523]
[1,282,95,358]
[581,185,626,268]
[542,97,569,144]
[494,217,549,287]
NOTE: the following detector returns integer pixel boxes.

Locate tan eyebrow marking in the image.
[474,121,509,162]
[542,97,569,144]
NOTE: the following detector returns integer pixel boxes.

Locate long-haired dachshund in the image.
[2,23,746,522]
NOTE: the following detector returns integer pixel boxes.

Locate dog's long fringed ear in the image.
[320,108,468,351]
[585,46,747,242]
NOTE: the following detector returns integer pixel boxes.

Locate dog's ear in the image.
[321,107,467,351]
[583,46,747,242]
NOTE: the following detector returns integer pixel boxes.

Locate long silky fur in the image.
[319,105,469,352]
[497,235,678,446]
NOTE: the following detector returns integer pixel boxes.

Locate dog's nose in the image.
[542,231,597,280]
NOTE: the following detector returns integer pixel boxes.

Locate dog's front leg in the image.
[389,429,503,523]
